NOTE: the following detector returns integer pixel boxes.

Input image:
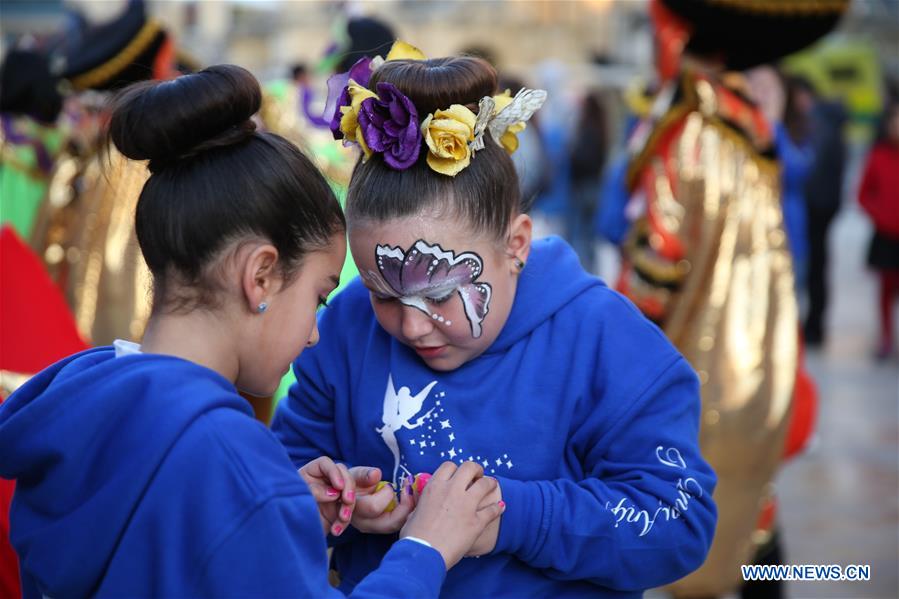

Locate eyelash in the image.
[318,296,329,308]
[426,293,453,306]
[369,292,453,305]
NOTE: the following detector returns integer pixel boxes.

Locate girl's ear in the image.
[506,213,533,272]
[241,243,280,314]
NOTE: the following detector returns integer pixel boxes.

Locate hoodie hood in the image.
[487,236,603,353]
[0,347,245,597]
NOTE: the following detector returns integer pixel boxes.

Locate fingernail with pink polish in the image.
[341,507,351,520]
[346,490,356,502]
[498,501,506,508]
[326,488,339,497]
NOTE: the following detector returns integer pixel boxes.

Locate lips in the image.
[414,345,447,358]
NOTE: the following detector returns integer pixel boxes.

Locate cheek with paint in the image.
[363,239,493,339]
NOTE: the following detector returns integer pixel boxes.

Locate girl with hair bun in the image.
[273,45,717,597]
[0,64,503,598]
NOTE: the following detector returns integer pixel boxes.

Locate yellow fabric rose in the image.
[421,105,477,177]
[338,80,377,158]
[491,90,527,154]
[386,40,426,62]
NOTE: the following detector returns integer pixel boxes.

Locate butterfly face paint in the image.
[360,240,492,338]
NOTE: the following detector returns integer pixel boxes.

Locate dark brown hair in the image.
[107,64,345,312]
[783,74,816,144]
[346,56,523,241]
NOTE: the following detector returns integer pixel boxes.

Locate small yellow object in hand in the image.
[374,480,398,513]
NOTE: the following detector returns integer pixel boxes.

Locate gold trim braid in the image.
[70,19,162,90]
[706,0,849,15]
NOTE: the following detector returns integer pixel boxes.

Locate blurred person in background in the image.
[29,0,178,351]
[529,62,574,240]
[618,0,848,596]
[858,94,899,360]
[803,87,848,348]
[567,90,609,273]
[0,49,65,240]
[593,82,656,285]
[779,75,817,291]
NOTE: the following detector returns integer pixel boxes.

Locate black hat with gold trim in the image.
[660,0,850,70]
[55,0,173,91]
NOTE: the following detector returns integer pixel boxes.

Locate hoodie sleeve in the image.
[491,303,717,591]
[199,492,445,598]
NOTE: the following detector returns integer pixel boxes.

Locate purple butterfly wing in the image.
[375,245,406,295]
[411,241,482,290]
[458,283,492,339]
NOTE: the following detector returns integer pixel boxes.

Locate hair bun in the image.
[369,56,497,116]
[108,64,261,170]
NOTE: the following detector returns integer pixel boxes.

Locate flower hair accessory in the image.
[327,41,547,177]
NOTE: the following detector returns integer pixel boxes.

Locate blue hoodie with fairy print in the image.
[272,236,717,598]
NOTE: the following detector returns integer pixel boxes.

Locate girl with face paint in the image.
[272,49,717,598]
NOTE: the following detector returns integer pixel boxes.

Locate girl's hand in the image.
[351,476,415,534]
[400,461,506,570]
[465,479,503,556]
[298,457,360,537]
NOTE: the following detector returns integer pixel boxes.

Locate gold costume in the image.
[620,68,798,596]
[32,147,151,345]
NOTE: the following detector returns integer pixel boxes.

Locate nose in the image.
[306,322,320,348]
[400,305,435,341]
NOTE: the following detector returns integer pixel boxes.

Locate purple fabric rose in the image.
[357,82,421,170]
[326,57,373,140]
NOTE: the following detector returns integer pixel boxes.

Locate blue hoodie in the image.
[272,236,717,598]
[0,348,445,598]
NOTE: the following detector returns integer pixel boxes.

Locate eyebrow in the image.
[364,283,457,298]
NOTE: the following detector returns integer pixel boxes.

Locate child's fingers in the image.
[432,460,459,481]
[476,480,502,510]
[467,476,499,504]
[354,487,395,518]
[330,518,347,537]
[477,499,506,527]
[349,466,382,492]
[306,482,343,504]
[334,463,355,505]
[337,501,353,523]
[375,483,414,528]
[449,461,484,490]
[353,481,413,534]
[300,457,344,489]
